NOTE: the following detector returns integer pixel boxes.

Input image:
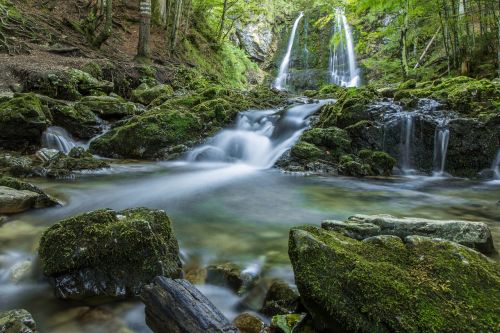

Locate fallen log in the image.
[141,277,239,333]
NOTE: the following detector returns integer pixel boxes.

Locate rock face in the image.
[0,94,50,150]
[322,214,496,255]
[39,208,182,301]
[289,225,500,333]
[141,277,238,333]
[235,16,274,62]
[0,309,38,333]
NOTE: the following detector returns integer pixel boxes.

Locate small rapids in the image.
[187,100,332,169]
[41,126,80,153]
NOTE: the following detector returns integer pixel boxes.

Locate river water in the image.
[1,100,499,332]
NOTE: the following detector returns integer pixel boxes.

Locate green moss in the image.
[43,148,109,178]
[271,314,305,333]
[290,142,323,163]
[399,79,417,90]
[319,88,378,128]
[0,93,50,149]
[39,208,182,299]
[289,226,500,333]
[131,84,174,106]
[76,95,142,120]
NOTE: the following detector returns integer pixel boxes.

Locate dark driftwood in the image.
[141,277,239,333]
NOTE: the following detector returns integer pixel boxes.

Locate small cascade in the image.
[328,9,360,87]
[274,12,304,91]
[41,126,78,154]
[492,149,500,180]
[433,121,450,177]
[188,100,331,169]
[400,113,414,174]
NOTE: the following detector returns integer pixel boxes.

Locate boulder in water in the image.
[0,176,58,209]
[206,262,245,293]
[36,148,59,162]
[0,186,40,214]
[289,225,499,332]
[41,147,110,178]
[324,214,495,255]
[39,208,182,301]
[0,93,50,151]
[0,309,38,333]
[260,279,300,317]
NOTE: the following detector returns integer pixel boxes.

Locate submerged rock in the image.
[289,225,500,332]
[328,214,496,255]
[39,208,182,301]
[0,309,38,333]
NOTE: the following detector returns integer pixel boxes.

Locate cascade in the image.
[41,126,79,154]
[187,100,331,169]
[328,9,360,87]
[492,149,500,180]
[433,121,450,177]
[274,12,304,91]
[400,113,414,174]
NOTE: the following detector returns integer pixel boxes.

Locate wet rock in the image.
[321,220,381,240]
[76,95,143,120]
[233,312,266,333]
[206,263,244,293]
[0,93,50,151]
[0,309,37,333]
[0,186,40,214]
[348,214,495,255]
[141,277,238,333]
[41,147,110,178]
[261,279,300,316]
[289,225,500,332]
[35,148,59,162]
[39,208,182,301]
[131,83,173,106]
[0,176,58,208]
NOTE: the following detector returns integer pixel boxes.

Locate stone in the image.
[321,220,381,240]
[35,148,59,162]
[39,208,182,301]
[235,16,274,62]
[76,95,143,120]
[206,263,244,293]
[260,279,300,316]
[41,147,110,178]
[288,225,500,332]
[0,186,39,214]
[131,84,173,106]
[0,309,37,333]
[233,312,266,333]
[348,214,496,255]
[0,176,59,208]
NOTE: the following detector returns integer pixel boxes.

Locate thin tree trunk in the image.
[93,0,113,48]
[217,0,229,42]
[137,0,152,59]
[400,0,410,77]
[414,27,441,69]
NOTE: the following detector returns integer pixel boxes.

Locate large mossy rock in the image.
[289,225,500,333]
[75,95,144,120]
[0,176,58,212]
[47,100,101,139]
[39,208,182,301]
[131,83,174,106]
[23,68,114,101]
[0,309,38,333]
[0,94,50,150]
[41,147,110,178]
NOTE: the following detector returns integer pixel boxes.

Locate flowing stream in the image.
[41,127,80,153]
[274,12,304,90]
[1,99,500,333]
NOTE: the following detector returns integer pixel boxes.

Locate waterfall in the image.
[492,149,500,180]
[433,121,450,177]
[187,100,331,169]
[274,12,304,91]
[41,126,78,154]
[328,9,360,87]
[400,114,414,174]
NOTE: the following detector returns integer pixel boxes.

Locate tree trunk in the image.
[217,0,229,42]
[414,27,441,69]
[400,0,410,77]
[141,277,239,333]
[137,0,152,59]
[93,0,113,48]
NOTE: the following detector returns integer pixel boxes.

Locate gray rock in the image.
[0,309,37,333]
[0,186,39,214]
[35,148,59,162]
[322,220,381,240]
[362,235,403,246]
[236,16,274,62]
[348,214,495,255]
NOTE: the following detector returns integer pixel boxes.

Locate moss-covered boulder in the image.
[0,309,38,333]
[76,95,144,120]
[319,88,379,128]
[42,147,110,178]
[290,142,323,164]
[131,83,174,106]
[205,262,244,293]
[289,225,500,332]
[39,208,182,301]
[90,108,202,159]
[261,279,300,317]
[0,94,50,150]
[23,68,114,101]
